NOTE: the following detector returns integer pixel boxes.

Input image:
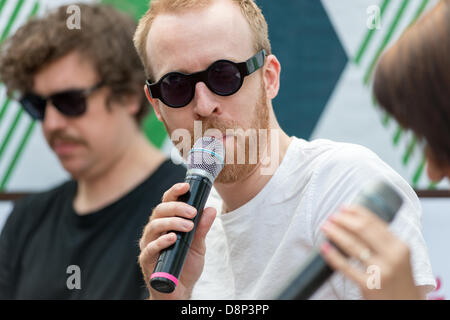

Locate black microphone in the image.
[150,136,224,294]
[277,180,404,300]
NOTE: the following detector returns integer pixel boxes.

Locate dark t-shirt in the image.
[0,159,186,299]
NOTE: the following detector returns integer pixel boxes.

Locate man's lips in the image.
[52,140,83,156]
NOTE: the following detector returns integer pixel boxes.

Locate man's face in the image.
[33,51,137,179]
[146,0,270,183]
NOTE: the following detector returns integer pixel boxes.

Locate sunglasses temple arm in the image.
[245,49,266,75]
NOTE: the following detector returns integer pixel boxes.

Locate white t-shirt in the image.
[191,137,436,300]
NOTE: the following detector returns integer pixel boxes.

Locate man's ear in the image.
[144,85,163,121]
[114,92,139,116]
[263,54,281,100]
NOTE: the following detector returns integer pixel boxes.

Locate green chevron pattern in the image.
[0,0,40,191]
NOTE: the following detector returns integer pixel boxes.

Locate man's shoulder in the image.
[292,137,383,175]
[18,180,75,207]
[295,137,377,161]
[7,180,75,223]
[155,158,186,178]
[293,137,418,203]
[146,158,187,193]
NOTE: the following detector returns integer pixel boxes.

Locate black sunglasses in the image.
[19,81,104,120]
[146,50,266,108]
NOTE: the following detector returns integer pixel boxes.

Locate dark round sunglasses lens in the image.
[20,95,45,120]
[208,61,242,95]
[52,91,86,116]
[160,74,193,107]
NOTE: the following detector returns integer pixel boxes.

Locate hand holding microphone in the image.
[277,180,415,300]
[319,204,421,300]
[138,137,224,299]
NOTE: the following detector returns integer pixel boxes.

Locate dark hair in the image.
[373,0,450,166]
[0,3,149,125]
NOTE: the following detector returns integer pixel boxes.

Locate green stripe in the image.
[363,0,410,85]
[428,181,438,190]
[382,111,390,127]
[0,1,40,174]
[0,0,26,42]
[0,107,23,162]
[402,136,416,165]
[29,0,39,17]
[370,93,377,107]
[0,1,40,126]
[412,156,426,188]
[393,125,403,146]
[0,98,11,123]
[0,120,35,190]
[409,0,429,27]
[0,0,8,16]
[354,0,391,65]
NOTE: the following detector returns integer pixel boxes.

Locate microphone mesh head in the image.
[187,137,225,181]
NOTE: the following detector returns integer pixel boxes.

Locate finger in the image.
[189,207,217,256]
[332,205,397,254]
[342,205,390,230]
[321,220,376,267]
[320,242,368,288]
[141,201,197,251]
[151,201,197,220]
[151,216,195,236]
[162,183,190,203]
[140,216,194,250]
[139,232,177,281]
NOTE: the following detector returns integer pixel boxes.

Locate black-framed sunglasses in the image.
[19,81,104,120]
[146,49,267,108]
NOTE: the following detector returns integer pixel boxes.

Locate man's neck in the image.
[215,130,292,213]
[73,133,166,215]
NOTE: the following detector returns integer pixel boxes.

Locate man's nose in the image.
[42,103,68,132]
[192,82,222,118]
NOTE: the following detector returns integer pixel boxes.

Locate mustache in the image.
[48,130,88,147]
[199,118,241,136]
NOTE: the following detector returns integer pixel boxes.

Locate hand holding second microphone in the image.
[320,205,421,300]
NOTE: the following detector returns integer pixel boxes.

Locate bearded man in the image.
[135,0,435,299]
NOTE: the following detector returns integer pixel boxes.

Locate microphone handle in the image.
[150,174,212,294]
[277,246,337,300]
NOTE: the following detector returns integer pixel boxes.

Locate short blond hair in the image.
[133,0,271,80]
